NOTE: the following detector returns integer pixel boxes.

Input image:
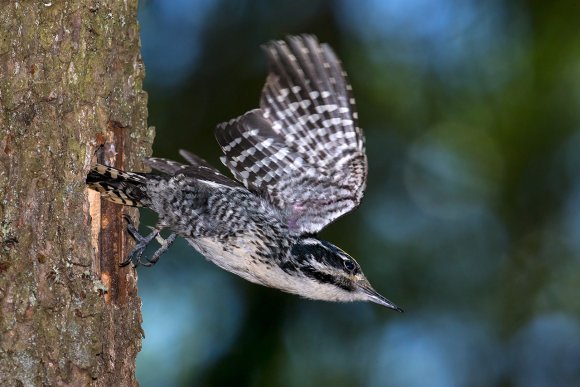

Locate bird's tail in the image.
[86,164,150,207]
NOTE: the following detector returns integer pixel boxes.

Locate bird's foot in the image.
[120,215,176,267]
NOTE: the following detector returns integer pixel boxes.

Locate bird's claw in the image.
[120,215,176,267]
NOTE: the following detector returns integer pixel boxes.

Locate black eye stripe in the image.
[301,265,354,291]
[292,238,361,274]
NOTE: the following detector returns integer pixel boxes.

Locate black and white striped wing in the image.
[215,35,367,235]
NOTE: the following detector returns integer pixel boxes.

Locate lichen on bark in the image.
[0,1,152,385]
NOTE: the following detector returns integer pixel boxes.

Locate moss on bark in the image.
[0,1,152,385]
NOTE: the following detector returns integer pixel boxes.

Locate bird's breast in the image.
[186,235,292,288]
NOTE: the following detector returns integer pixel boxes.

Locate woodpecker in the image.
[87,35,402,311]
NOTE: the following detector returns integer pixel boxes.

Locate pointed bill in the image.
[357,282,403,312]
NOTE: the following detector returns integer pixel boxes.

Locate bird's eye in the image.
[343,260,356,272]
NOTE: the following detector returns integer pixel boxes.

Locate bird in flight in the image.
[87,35,402,311]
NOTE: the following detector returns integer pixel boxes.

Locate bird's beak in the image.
[357,281,403,312]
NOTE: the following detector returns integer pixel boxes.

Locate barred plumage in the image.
[86,164,151,207]
[86,35,401,311]
[216,35,367,234]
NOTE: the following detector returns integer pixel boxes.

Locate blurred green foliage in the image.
[136,1,580,386]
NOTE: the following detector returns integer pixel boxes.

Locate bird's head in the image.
[285,237,403,312]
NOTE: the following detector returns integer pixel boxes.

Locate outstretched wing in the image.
[215,35,367,235]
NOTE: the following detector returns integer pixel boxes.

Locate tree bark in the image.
[0,1,152,385]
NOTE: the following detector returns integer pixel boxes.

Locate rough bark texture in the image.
[0,1,152,385]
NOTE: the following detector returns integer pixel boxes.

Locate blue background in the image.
[135,1,580,386]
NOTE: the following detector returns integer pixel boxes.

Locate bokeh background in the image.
[134,1,580,386]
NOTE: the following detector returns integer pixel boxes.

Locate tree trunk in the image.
[0,1,152,385]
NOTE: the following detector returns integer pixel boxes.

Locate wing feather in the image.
[215,35,367,234]
[144,157,238,188]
